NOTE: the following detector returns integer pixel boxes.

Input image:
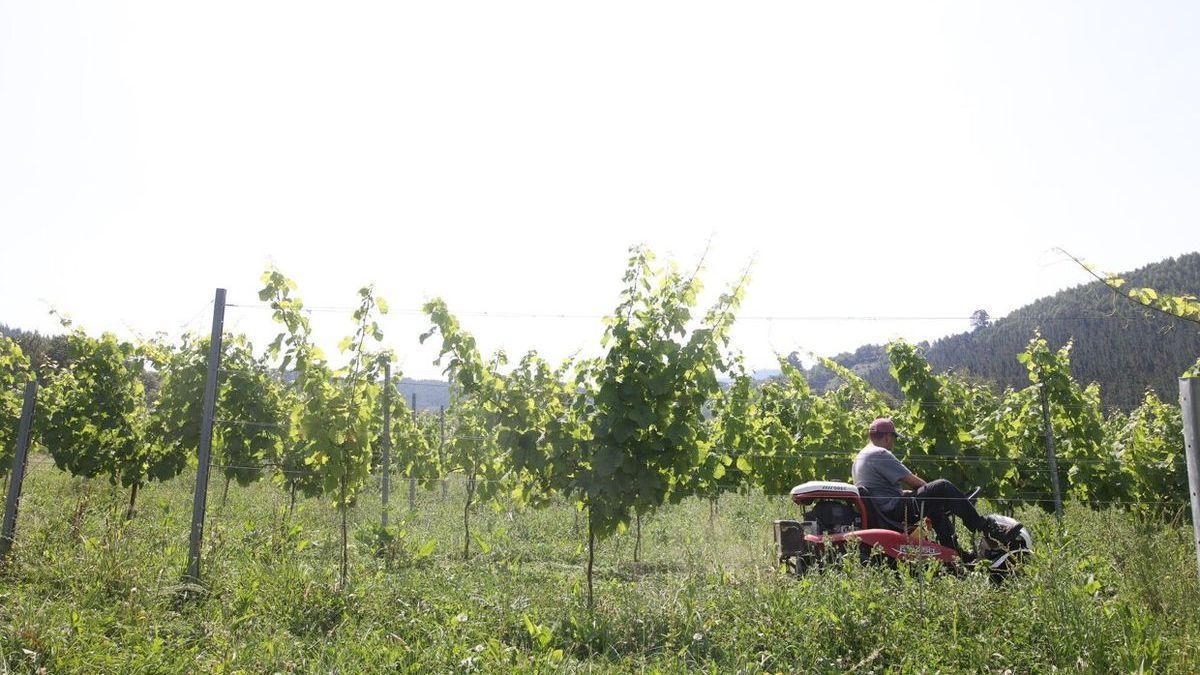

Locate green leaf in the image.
[594,446,623,477]
[414,539,437,559]
[612,419,636,444]
[473,535,492,554]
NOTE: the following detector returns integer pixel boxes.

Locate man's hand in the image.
[900,473,926,490]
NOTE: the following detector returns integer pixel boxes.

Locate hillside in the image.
[806,252,1200,409]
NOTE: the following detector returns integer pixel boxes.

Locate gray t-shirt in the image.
[852,444,912,512]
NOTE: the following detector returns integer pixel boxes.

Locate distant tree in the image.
[0,325,70,382]
[786,351,804,371]
[970,309,991,332]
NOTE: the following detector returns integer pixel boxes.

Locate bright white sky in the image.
[2,1,1198,379]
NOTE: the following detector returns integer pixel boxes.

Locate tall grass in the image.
[1,462,1198,672]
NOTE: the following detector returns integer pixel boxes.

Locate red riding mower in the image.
[773,481,1032,579]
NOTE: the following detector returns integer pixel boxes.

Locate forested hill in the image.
[807,252,1200,409]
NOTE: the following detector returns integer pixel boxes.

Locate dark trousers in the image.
[886,479,985,550]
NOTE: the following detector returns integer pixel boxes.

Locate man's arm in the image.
[900,473,926,489]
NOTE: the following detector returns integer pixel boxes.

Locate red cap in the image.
[869,418,898,435]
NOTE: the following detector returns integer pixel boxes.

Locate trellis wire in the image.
[225,300,1169,324]
[14,456,1191,509]
[206,413,1190,469]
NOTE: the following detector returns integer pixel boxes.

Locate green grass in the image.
[2,461,1200,673]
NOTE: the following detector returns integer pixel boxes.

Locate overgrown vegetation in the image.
[2,466,1198,672]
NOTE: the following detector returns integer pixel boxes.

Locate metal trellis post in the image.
[1179,377,1200,581]
[1039,383,1064,523]
[440,405,447,500]
[409,392,417,510]
[0,380,38,561]
[381,361,391,529]
[186,288,226,582]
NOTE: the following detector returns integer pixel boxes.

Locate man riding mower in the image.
[773,418,1031,577]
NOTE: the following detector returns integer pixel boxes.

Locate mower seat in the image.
[857,486,911,533]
